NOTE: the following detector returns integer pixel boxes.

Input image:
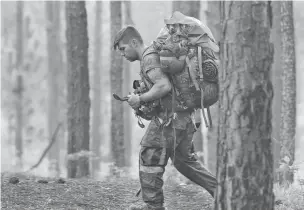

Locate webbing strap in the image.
[185,56,200,91]
[171,81,177,164]
[198,46,209,128]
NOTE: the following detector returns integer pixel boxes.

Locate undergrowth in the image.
[274,183,304,210]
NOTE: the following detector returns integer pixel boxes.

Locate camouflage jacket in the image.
[139,45,193,130]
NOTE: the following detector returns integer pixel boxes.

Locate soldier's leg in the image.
[139,146,170,208]
[170,124,217,197]
[138,121,170,209]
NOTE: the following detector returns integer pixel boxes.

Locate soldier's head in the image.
[113,26,144,62]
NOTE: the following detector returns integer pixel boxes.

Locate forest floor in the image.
[2,172,304,210]
[1,172,214,210]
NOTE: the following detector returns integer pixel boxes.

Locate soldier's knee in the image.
[140,165,164,174]
[140,147,169,167]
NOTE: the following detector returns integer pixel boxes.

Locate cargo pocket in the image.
[140,147,169,167]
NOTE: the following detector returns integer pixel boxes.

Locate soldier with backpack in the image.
[113,11,218,210]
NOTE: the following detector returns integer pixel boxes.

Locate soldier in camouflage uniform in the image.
[113,26,217,210]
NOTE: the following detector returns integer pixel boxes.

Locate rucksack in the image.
[151,11,220,128]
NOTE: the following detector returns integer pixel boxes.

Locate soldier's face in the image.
[118,40,138,62]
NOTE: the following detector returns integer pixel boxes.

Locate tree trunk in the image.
[206,1,221,43]
[123,0,133,167]
[215,1,274,209]
[7,53,14,146]
[14,1,24,170]
[206,1,221,174]
[172,1,200,17]
[110,1,125,168]
[66,1,91,178]
[59,1,67,154]
[270,1,282,182]
[279,1,296,185]
[46,1,61,177]
[91,0,102,177]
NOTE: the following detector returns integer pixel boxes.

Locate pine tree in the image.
[66,1,91,178]
[215,1,275,209]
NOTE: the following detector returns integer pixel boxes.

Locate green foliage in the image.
[275,154,302,187]
[274,183,304,210]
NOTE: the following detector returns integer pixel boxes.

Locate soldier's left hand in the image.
[127,93,141,109]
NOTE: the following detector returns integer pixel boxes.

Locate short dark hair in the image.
[113,25,143,50]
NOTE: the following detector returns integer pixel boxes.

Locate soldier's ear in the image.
[130,39,138,48]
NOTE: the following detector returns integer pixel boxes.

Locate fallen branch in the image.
[26,123,62,172]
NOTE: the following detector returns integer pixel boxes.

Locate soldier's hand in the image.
[127,93,141,109]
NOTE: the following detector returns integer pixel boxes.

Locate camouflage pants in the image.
[139,119,217,208]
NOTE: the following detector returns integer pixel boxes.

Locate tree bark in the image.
[269,1,282,182]
[279,1,296,185]
[215,1,275,209]
[123,0,133,167]
[14,1,24,169]
[91,0,102,177]
[66,1,91,178]
[46,1,61,177]
[110,1,125,167]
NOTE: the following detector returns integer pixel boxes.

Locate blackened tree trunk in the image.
[279,1,296,185]
[110,1,125,167]
[91,0,102,177]
[46,1,61,177]
[123,0,133,167]
[215,1,274,209]
[66,1,90,178]
[14,1,24,169]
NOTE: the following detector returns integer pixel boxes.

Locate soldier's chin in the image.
[126,57,136,62]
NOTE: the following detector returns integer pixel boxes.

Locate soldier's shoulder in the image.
[142,45,161,72]
[143,44,159,58]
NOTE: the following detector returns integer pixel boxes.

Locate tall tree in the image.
[46,1,61,177]
[110,1,125,167]
[122,0,133,167]
[66,1,90,178]
[91,0,102,177]
[206,1,221,174]
[279,1,296,185]
[206,1,221,42]
[172,1,200,16]
[270,1,282,180]
[14,1,24,169]
[215,1,274,209]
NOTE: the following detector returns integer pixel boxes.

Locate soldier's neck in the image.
[138,44,148,61]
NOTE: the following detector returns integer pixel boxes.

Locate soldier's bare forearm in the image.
[139,67,171,102]
[139,83,171,102]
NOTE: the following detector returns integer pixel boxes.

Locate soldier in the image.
[113,25,217,210]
